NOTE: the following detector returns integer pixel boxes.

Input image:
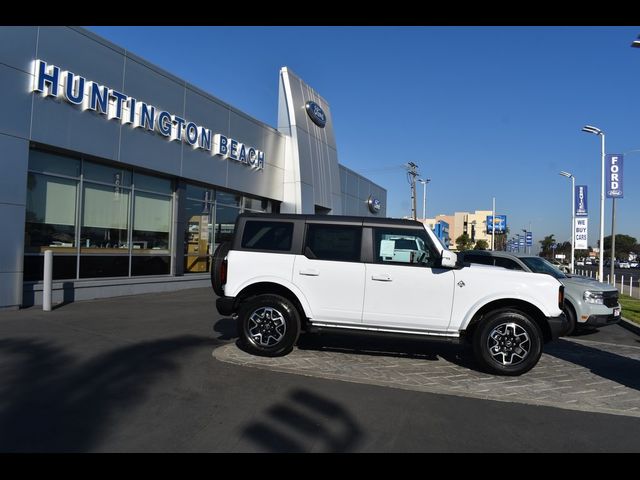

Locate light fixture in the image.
[581,125,602,135]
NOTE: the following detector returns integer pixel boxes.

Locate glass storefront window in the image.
[134,172,172,194]
[132,190,171,253]
[184,197,213,274]
[79,255,129,278]
[186,184,214,203]
[132,256,170,276]
[24,150,272,283]
[29,150,80,177]
[81,183,130,251]
[25,172,78,253]
[243,196,270,212]
[215,203,240,249]
[23,255,78,282]
[83,162,131,187]
[216,191,241,207]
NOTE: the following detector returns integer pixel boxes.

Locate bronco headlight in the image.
[583,290,604,304]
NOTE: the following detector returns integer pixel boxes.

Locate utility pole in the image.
[492,197,496,251]
[406,162,419,220]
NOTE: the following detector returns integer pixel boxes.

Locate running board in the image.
[306,322,463,344]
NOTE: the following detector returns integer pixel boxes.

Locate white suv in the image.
[212,214,567,376]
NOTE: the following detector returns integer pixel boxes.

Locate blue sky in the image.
[88,26,640,249]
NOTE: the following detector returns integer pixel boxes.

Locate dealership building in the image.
[0,26,386,310]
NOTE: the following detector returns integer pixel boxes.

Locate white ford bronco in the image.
[212,214,567,376]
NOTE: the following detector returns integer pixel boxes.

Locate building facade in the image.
[0,26,386,309]
[425,210,495,251]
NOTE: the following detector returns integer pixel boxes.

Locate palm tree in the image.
[539,234,556,258]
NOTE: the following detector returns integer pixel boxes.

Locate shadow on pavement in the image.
[0,335,211,452]
[296,331,479,371]
[546,338,640,391]
[213,317,238,341]
[569,328,601,338]
[241,388,363,452]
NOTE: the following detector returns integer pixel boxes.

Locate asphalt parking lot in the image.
[1,287,640,452]
[216,327,640,418]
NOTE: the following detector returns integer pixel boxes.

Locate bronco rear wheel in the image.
[237,294,301,357]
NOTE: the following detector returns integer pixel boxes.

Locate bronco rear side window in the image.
[305,224,362,262]
[241,221,294,252]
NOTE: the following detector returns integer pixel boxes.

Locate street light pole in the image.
[610,198,616,285]
[559,171,575,274]
[418,178,430,220]
[581,125,605,282]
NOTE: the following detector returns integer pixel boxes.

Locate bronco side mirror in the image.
[440,250,458,269]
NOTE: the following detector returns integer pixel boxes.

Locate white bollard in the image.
[43,249,52,311]
[621,275,625,295]
[631,276,634,298]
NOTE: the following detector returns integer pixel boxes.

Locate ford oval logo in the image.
[305,101,326,128]
[368,195,381,214]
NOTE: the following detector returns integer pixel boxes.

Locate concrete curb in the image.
[620,317,640,336]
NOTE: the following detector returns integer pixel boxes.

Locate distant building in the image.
[422,210,494,251]
[422,219,450,247]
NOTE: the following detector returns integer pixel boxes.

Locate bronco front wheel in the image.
[473,308,543,376]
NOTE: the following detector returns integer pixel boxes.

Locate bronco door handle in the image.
[299,269,320,276]
[371,274,392,282]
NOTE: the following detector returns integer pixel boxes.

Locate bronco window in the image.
[373,227,437,266]
[241,221,293,251]
[305,224,361,262]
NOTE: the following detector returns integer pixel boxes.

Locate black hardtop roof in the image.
[238,212,425,228]
[461,250,538,260]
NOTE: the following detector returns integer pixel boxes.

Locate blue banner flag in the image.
[605,154,623,198]
[575,185,588,217]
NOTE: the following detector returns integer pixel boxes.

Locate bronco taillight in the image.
[558,285,565,310]
[220,259,227,285]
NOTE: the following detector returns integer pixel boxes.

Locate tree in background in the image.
[456,233,474,251]
[603,234,638,260]
[539,234,556,259]
[474,239,489,250]
[495,227,510,251]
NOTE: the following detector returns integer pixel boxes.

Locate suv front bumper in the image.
[548,313,569,339]
[584,312,621,328]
